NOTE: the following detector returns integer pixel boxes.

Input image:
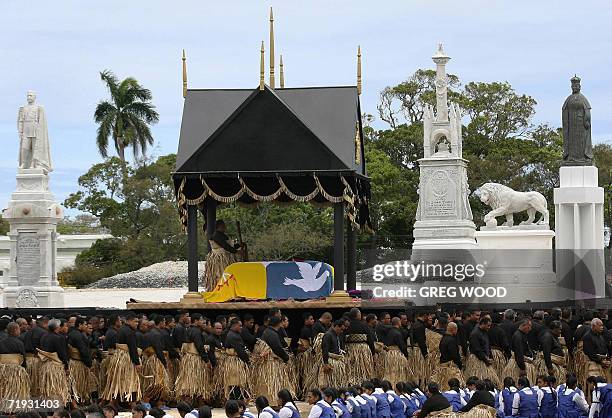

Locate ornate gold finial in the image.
[182,49,188,99]
[279,54,285,88]
[260,41,265,90]
[269,7,275,89]
[357,45,362,95]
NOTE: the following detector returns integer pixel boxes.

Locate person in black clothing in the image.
[103,313,142,407]
[583,318,611,377]
[412,312,428,359]
[292,312,314,353]
[172,310,190,349]
[439,321,463,367]
[528,311,546,353]
[135,318,149,351]
[465,317,501,387]
[384,317,409,358]
[40,318,71,406]
[399,313,411,345]
[174,313,212,403]
[320,319,345,388]
[459,310,481,357]
[203,219,242,292]
[222,318,251,399]
[262,316,289,363]
[141,317,170,405]
[560,308,575,356]
[344,308,376,385]
[241,313,257,351]
[103,314,120,351]
[68,317,94,403]
[376,312,392,342]
[312,312,332,338]
[22,315,48,397]
[0,322,30,403]
[459,380,494,412]
[416,382,451,418]
[503,319,534,382]
[500,309,517,343]
[540,320,566,378]
[489,312,511,359]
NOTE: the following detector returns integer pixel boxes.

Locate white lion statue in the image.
[476,182,549,227]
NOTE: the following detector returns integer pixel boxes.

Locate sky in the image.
[1,0,611,212]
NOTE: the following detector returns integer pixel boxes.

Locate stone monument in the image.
[412,44,477,250]
[1,91,64,307]
[554,77,605,301]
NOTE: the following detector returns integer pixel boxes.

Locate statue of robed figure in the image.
[17,90,53,173]
[561,76,593,166]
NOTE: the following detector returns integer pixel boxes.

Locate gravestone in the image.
[0,91,64,307]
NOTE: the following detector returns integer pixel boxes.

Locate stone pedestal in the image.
[553,165,605,300]
[413,158,477,250]
[1,168,64,308]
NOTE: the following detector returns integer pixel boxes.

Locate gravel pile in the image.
[87,261,206,289]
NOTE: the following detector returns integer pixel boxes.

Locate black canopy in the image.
[173,85,372,230]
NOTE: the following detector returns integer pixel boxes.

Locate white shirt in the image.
[184,412,198,418]
[260,406,278,418]
[589,383,607,418]
[444,390,467,407]
[562,388,589,414]
[363,393,377,404]
[279,403,297,418]
[512,387,543,415]
[385,390,400,405]
[308,401,332,418]
[354,395,367,406]
[498,386,517,413]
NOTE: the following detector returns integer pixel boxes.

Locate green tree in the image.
[57,214,106,235]
[0,215,8,235]
[94,70,159,162]
[594,142,612,240]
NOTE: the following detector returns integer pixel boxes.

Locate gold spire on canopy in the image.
[279,54,285,88]
[182,49,188,98]
[260,41,265,90]
[269,7,275,89]
[357,45,362,95]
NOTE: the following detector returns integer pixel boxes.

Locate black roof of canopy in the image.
[173,84,371,229]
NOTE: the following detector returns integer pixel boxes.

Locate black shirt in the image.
[262,327,289,363]
[412,319,428,357]
[583,329,609,363]
[469,327,491,361]
[439,334,462,369]
[384,327,408,357]
[240,326,257,351]
[40,331,69,366]
[173,322,187,348]
[312,320,328,338]
[103,327,118,351]
[321,329,342,364]
[417,393,451,418]
[510,330,532,371]
[210,230,238,253]
[186,325,210,362]
[460,390,494,412]
[68,328,92,368]
[489,324,511,358]
[23,326,46,354]
[0,335,26,366]
[540,329,564,371]
[225,329,250,364]
[146,328,167,366]
[500,319,517,343]
[346,319,376,355]
[117,325,140,365]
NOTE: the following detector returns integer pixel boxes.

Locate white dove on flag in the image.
[283,262,330,292]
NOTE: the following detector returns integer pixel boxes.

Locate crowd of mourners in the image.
[0,307,610,418]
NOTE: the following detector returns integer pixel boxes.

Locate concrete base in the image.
[1,285,64,308]
[554,165,605,300]
[476,228,555,250]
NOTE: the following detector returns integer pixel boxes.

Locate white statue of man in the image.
[17,91,53,173]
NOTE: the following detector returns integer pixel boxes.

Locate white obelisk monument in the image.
[1,91,64,307]
[412,44,477,250]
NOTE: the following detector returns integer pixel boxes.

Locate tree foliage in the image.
[94,70,159,162]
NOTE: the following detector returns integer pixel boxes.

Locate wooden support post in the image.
[182,204,201,301]
[347,224,357,291]
[205,198,217,252]
[328,202,351,300]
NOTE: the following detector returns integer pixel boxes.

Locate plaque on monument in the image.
[424,169,457,218]
[17,233,40,286]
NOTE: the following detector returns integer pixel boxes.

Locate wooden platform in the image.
[126,297,364,311]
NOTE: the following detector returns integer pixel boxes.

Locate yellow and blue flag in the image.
[203,261,333,302]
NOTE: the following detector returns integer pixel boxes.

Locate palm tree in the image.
[94,70,159,162]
